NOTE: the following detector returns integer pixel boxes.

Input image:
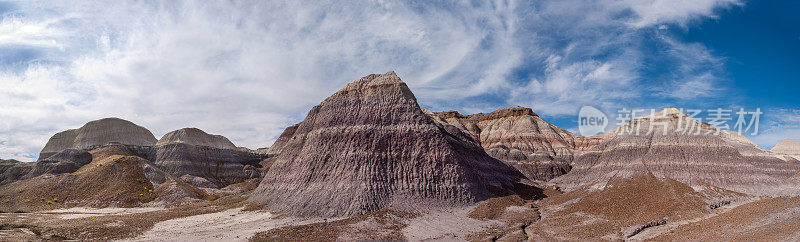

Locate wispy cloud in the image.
[0,0,748,161]
[749,108,800,149]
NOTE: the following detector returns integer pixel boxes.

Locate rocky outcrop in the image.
[24,149,92,179]
[249,71,525,217]
[433,107,602,181]
[39,118,157,160]
[772,140,800,160]
[153,128,265,188]
[551,108,800,196]
[38,129,78,160]
[0,159,34,186]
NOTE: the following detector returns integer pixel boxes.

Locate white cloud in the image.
[0,0,747,161]
[622,0,743,28]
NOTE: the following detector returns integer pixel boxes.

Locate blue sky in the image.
[0,0,798,161]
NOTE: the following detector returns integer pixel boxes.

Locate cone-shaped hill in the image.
[249,71,526,217]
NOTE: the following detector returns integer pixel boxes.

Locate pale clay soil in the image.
[401,205,501,241]
[2,195,798,241]
[125,205,502,241]
[47,207,165,219]
[122,207,324,242]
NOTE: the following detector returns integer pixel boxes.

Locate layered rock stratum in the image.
[0,159,34,186]
[156,128,236,149]
[38,118,157,160]
[551,108,800,196]
[24,149,92,179]
[249,71,525,217]
[263,123,299,157]
[772,140,800,160]
[153,128,264,188]
[433,107,603,180]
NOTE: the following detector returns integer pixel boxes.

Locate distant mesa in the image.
[156,128,236,149]
[263,123,299,157]
[249,71,527,217]
[36,119,267,189]
[39,117,157,160]
[772,140,800,160]
[153,127,265,188]
[552,108,800,196]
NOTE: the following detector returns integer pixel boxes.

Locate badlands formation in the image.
[1,71,800,241]
[249,71,526,217]
[38,118,158,160]
[153,128,265,188]
[552,108,800,196]
[434,107,603,180]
